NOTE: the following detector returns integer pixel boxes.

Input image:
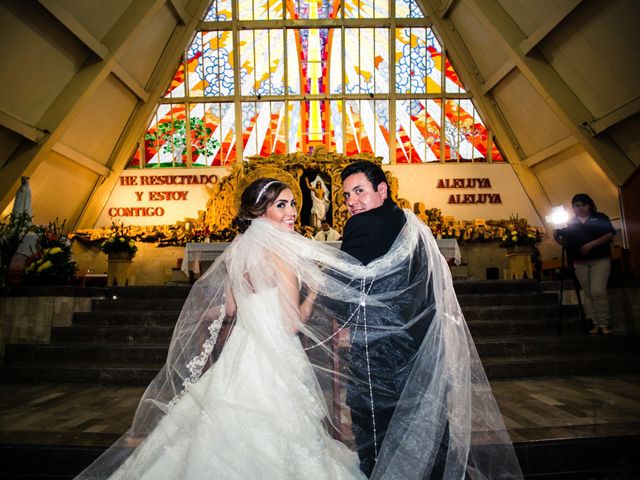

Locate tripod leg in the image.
[569,261,586,331]
[558,246,565,335]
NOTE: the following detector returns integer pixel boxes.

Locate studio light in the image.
[545,206,569,229]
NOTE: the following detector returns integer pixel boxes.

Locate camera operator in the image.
[553,193,616,335]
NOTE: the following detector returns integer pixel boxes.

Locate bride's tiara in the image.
[256,180,278,204]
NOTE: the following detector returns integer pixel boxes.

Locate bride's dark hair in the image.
[233,178,290,233]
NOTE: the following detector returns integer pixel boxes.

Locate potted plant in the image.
[102,222,137,286]
[23,219,77,285]
[0,212,32,287]
[499,215,543,279]
[499,215,543,252]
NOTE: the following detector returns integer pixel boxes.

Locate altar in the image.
[181,239,461,281]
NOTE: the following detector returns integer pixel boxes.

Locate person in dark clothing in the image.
[554,193,616,334]
[340,161,446,479]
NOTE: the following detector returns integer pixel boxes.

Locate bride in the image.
[77,178,522,479]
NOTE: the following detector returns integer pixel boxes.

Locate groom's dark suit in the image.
[341,198,446,479]
[340,198,406,266]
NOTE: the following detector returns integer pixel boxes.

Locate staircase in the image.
[1,282,639,479]
[1,282,639,385]
[456,281,640,380]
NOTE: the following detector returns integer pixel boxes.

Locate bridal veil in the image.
[77,213,522,479]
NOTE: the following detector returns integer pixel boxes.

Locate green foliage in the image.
[101,222,138,257]
[0,212,32,286]
[145,117,221,161]
[23,218,77,285]
[498,214,543,248]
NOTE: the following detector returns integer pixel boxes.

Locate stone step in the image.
[456,292,558,306]
[483,352,640,380]
[102,286,192,299]
[2,349,639,386]
[5,334,638,379]
[72,311,180,326]
[1,433,638,480]
[462,304,579,321]
[51,325,175,345]
[474,335,640,357]
[466,319,582,337]
[53,319,578,344]
[19,333,630,367]
[91,298,187,312]
[4,344,168,365]
[452,280,555,295]
[0,364,159,386]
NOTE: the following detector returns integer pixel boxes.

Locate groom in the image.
[340,161,447,478]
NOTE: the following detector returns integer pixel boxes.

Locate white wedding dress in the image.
[79,216,522,480]
[108,288,365,480]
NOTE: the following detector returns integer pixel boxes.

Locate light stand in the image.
[556,233,585,335]
[547,206,585,335]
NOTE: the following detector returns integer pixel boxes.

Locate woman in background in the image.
[555,193,616,335]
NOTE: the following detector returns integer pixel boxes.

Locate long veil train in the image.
[77,213,522,479]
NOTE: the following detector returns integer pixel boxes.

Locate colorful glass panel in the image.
[395,98,441,163]
[491,138,504,162]
[443,99,488,162]
[242,102,289,157]
[205,0,232,21]
[344,29,389,94]
[288,101,303,152]
[328,29,343,94]
[297,28,331,95]
[444,54,466,93]
[238,0,284,20]
[396,28,442,94]
[343,0,389,19]
[189,103,236,165]
[142,104,188,167]
[187,31,235,97]
[163,60,186,99]
[286,30,301,95]
[239,30,285,96]
[128,145,143,168]
[396,0,424,18]
[345,99,389,162]
[128,0,505,168]
[287,0,338,19]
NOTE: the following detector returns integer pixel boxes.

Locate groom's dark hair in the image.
[341,160,388,192]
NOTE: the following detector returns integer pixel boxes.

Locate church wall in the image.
[0,128,22,172]
[94,166,233,228]
[448,0,511,80]
[58,74,138,162]
[54,0,133,42]
[608,112,640,166]
[115,4,179,87]
[0,295,92,359]
[30,152,99,228]
[0,2,90,125]
[94,163,542,229]
[531,144,622,223]
[386,163,543,226]
[491,71,571,157]
[537,0,640,121]
[71,242,186,286]
[496,0,565,36]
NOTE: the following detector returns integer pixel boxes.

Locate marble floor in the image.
[1,374,639,447]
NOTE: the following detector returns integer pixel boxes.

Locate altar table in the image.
[182,239,461,280]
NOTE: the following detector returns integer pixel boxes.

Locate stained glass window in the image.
[127,0,503,168]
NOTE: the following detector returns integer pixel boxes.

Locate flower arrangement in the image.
[101,222,138,258]
[24,218,77,285]
[189,226,212,243]
[0,212,32,287]
[498,214,543,249]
